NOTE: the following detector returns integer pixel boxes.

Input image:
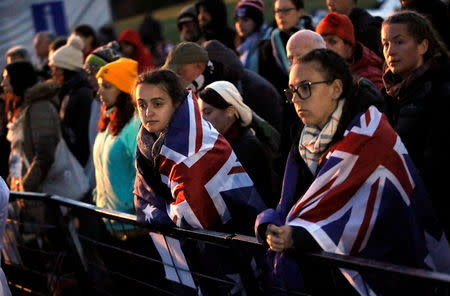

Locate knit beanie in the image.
[201,81,252,126]
[96,57,138,95]
[177,5,197,29]
[4,61,38,97]
[235,0,264,29]
[316,13,356,47]
[83,41,122,76]
[50,34,84,71]
[163,41,209,72]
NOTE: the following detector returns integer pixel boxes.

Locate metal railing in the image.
[3,191,450,296]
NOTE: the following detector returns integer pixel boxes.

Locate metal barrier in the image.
[3,192,450,296]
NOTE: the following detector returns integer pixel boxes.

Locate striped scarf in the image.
[299,99,344,174]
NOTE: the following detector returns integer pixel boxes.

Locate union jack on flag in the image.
[136,90,265,232]
[134,91,265,294]
[286,106,450,295]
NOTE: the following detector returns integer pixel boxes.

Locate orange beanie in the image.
[96,57,138,95]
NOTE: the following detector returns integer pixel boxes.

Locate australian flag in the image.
[134,91,266,294]
[135,90,265,233]
[285,106,450,294]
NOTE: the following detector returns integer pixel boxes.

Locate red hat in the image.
[316,13,356,47]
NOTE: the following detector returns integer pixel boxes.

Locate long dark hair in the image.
[383,10,449,62]
[4,61,38,120]
[98,91,135,136]
[134,69,188,107]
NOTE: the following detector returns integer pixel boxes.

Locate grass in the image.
[113,0,378,44]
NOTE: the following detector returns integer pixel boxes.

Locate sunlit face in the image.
[197,5,212,28]
[180,21,202,42]
[136,83,178,135]
[381,23,427,78]
[176,63,204,87]
[322,35,353,60]
[97,78,121,109]
[274,0,303,32]
[326,0,354,15]
[1,70,13,94]
[198,98,235,134]
[50,65,64,86]
[288,62,341,129]
[235,17,257,39]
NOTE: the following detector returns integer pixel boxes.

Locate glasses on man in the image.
[274,7,296,15]
[284,80,332,103]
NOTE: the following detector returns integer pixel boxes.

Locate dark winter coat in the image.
[382,56,450,238]
[349,7,383,58]
[351,42,384,89]
[14,81,60,192]
[225,123,276,208]
[58,70,93,167]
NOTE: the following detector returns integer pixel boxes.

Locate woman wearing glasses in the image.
[258,0,314,95]
[254,49,449,294]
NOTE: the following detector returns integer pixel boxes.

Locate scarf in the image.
[383,60,432,99]
[299,99,344,174]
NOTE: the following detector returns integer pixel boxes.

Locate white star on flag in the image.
[142,204,157,222]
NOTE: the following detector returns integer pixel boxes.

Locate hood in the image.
[204,40,244,82]
[118,29,146,49]
[23,80,60,107]
[195,0,228,30]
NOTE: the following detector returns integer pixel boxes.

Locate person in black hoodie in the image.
[49,34,93,167]
[195,0,236,50]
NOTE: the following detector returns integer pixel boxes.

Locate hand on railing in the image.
[266,224,294,252]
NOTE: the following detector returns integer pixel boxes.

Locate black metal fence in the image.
[3,192,450,296]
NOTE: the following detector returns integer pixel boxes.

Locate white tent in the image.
[0,0,112,71]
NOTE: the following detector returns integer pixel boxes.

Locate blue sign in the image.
[31,1,68,36]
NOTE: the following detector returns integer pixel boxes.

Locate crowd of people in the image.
[1,0,450,294]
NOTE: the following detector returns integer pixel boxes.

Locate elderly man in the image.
[33,31,55,79]
[286,29,326,64]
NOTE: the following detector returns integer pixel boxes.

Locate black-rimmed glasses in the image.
[284,80,332,103]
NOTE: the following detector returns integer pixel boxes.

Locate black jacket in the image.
[382,56,450,238]
[226,124,275,208]
[58,71,93,167]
